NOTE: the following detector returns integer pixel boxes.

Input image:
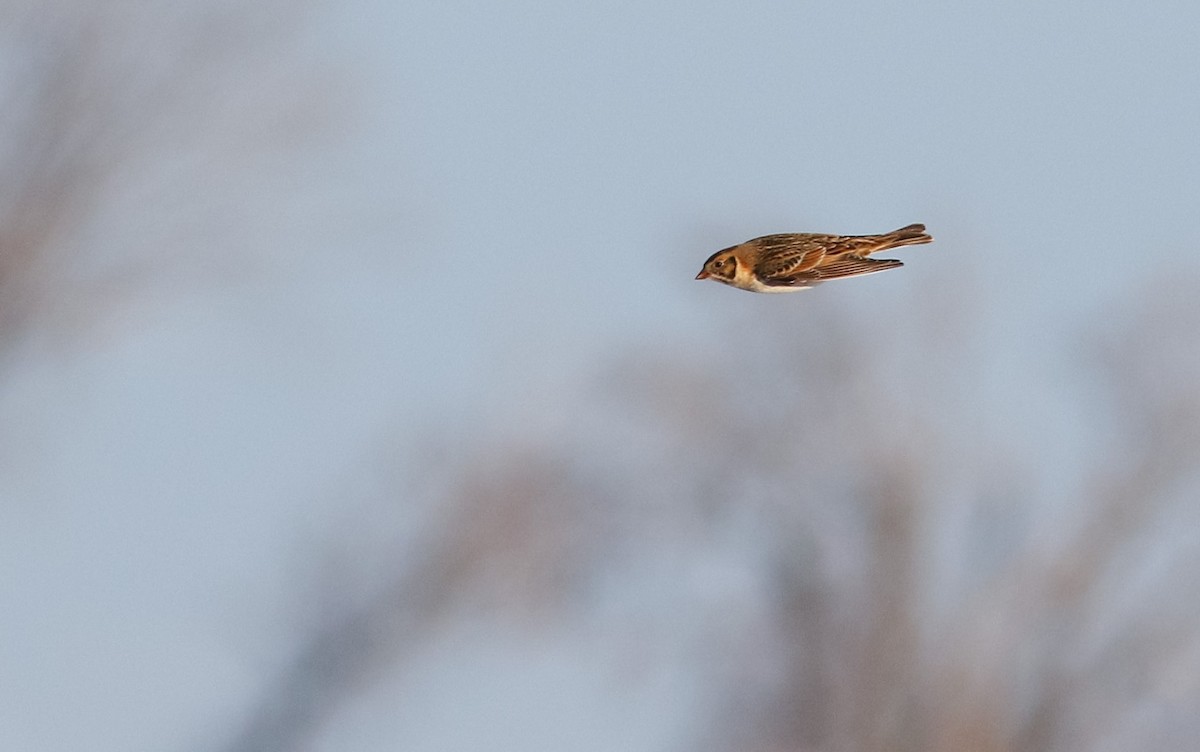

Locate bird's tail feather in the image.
[872,223,933,251]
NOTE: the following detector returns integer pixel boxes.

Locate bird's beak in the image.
[695,270,710,280]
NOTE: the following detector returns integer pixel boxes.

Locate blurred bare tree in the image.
[0,0,321,357]
[221,274,1200,751]
[218,448,619,752]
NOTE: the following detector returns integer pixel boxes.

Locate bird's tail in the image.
[871,223,933,251]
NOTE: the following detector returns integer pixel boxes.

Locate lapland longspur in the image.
[695,223,933,293]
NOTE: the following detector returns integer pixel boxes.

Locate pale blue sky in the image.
[346,0,1200,424]
[3,1,1200,749]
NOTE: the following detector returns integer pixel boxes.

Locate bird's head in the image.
[695,248,739,283]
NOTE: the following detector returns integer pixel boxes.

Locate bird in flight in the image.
[695,223,933,293]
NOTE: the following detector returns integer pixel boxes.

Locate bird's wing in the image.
[812,256,904,280]
[753,235,833,278]
[759,256,904,288]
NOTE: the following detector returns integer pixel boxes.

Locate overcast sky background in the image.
[3,1,1200,750]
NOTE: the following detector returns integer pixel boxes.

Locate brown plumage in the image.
[695,223,933,293]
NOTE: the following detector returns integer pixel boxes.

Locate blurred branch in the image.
[217,450,611,752]
[0,1,317,355]
[677,278,1200,752]
[930,273,1200,752]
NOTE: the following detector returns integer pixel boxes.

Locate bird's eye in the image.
[714,259,725,267]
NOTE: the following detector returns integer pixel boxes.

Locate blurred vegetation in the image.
[222,281,1200,752]
[0,0,318,355]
